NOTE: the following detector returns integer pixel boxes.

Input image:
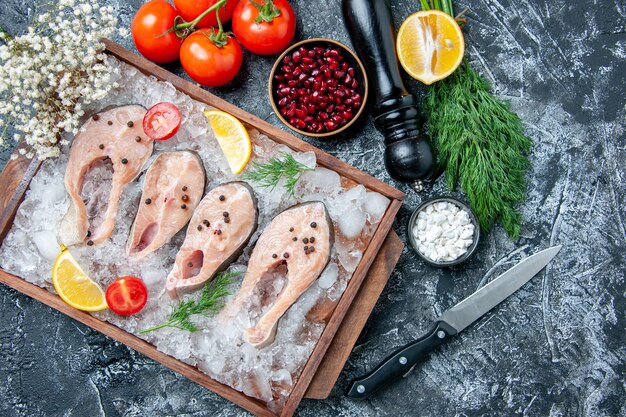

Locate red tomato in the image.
[180,30,243,87]
[174,0,238,29]
[143,102,182,140]
[131,0,181,64]
[105,276,148,316]
[232,0,296,55]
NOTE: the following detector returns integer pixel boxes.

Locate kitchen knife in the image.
[345,245,562,399]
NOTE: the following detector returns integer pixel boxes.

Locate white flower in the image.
[0,0,118,160]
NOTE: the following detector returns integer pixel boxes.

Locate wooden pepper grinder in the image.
[343,0,435,191]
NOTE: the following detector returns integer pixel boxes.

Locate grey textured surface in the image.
[1,0,625,416]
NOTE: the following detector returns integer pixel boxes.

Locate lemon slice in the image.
[204,110,252,175]
[397,10,465,85]
[52,246,108,312]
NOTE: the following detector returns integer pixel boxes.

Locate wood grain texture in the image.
[0,148,41,243]
[305,229,404,399]
[0,40,405,417]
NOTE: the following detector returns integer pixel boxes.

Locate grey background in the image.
[1,0,625,416]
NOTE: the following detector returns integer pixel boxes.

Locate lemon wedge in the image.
[397,10,465,85]
[204,109,252,175]
[52,245,108,312]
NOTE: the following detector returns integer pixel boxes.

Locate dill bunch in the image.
[423,61,532,239]
[243,153,313,196]
[140,271,240,334]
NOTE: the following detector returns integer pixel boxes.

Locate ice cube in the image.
[362,192,390,223]
[317,263,339,289]
[32,230,59,261]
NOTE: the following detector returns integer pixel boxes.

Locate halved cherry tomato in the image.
[232,0,296,56]
[180,30,243,87]
[174,0,238,29]
[105,276,148,316]
[131,0,181,64]
[143,102,182,141]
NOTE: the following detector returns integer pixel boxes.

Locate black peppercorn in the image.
[197,225,203,231]
[217,230,222,235]
[310,246,315,253]
[223,211,229,217]
[310,222,317,228]
[187,262,193,267]
[224,218,230,223]
[283,252,290,258]
[304,245,309,251]
[219,195,225,201]
[145,198,151,204]
[182,186,188,191]
[135,136,141,142]
[107,121,113,125]
[181,204,187,209]
[98,144,104,150]
[309,237,315,243]
[127,121,134,127]
[272,254,278,259]
[86,231,91,237]
[303,238,309,244]
[87,240,94,246]
[289,227,294,232]
[92,114,99,121]
[182,195,189,202]
[203,219,210,226]
[292,237,297,241]
[121,158,128,164]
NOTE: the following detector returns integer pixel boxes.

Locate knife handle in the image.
[345,321,456,399]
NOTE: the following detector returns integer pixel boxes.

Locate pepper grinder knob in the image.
[342,0,435,185]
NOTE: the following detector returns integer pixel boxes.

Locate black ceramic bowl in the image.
[407,197,480,268]
[268,38,369,138]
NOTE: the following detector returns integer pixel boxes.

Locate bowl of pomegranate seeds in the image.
[269,38,369,137]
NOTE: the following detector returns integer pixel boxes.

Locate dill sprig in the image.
[139,271,240,334]
[243,153,314,196]
[423,61,532,239]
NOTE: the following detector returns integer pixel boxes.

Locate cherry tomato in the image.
[180,30,243,87]
[174,0,238,29]
[232,0,296,56]
[143,102,182,140]
[105,276,148,316]
[131,0,181,64]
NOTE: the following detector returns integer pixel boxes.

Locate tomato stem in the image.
[175,0,227,31]
[249,0,281,24]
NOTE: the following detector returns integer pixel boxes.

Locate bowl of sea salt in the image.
[408,197,480,267]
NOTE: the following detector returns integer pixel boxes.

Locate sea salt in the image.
[0,56,390,413]
[412,201,475,263]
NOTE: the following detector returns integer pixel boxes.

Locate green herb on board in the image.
[243,153,314,196]
[140,271,239,334]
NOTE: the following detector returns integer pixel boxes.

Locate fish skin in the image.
[233,201,334,349]
[59,105,153,246]
[126,151,206,259]
[166,182,258,297]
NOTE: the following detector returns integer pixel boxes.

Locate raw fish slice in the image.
[166,182,258,297]
[59,105,153,246]
[127,151,206,259]
[229,202,333,348]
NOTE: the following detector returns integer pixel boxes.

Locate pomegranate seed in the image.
[296,119,306,129]
[341,62,349,70]
[314,46,324,54]
[333,70,345,79]
[311,69,320,77]
[325,120,337,130]
[302,56,313,64]
[326,104,335,113]
[351,79,359,90]
[287,80,297,87]
[329,60,339,70]
[319,111,329,120]
[283,56,291,65]
[336,104,346,112]
[286,101,296,117]
[304,115,314,123]
[344,98,354,106]
[274,74,285,82]
[329,49,340,58]
[278,97,289,107]
[344,74,353,85]
[279,87,290,96]
[348,67,355,77]
[307,104,316,114]
[289,117,298,125]
[292,50,302,63]
[353,100,362,109]
[295,108,306,118]
[342,111,353,120]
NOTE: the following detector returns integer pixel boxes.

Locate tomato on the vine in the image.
[105,276,148,316]
[232,0,296,56]
[174,0,238,29]
[131,0,181,64]
[180,30,243,87]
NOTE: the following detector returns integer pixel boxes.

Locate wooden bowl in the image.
[268,38,369,138]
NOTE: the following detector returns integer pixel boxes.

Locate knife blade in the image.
[345,245,562,400]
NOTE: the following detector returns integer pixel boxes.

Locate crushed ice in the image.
[0,56,390,413]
